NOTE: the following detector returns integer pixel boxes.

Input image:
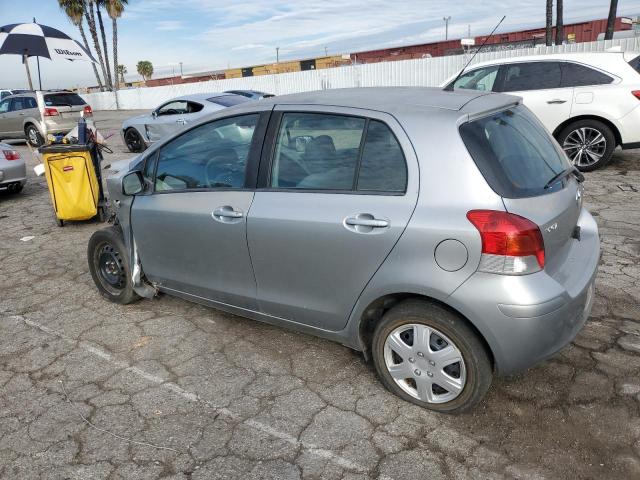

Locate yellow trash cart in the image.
[39,143,107,227]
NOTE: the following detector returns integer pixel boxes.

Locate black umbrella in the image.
[0,21,97,90]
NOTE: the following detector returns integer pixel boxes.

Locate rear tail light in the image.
[632,91,640,100]
[83,105,93,116]
[2,149,21,161]
[43,107,59,116]
[467,210,545,275]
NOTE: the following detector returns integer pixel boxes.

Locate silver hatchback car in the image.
[88,88,599,413]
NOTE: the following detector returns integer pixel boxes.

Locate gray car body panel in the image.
[107,87,600,374]
[0,142,27,187]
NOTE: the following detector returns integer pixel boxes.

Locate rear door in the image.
[246,106,419,331]
[497,61,572,134]
[0,98,12,136]
[131,112,268,309]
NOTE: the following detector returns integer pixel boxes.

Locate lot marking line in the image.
[15,315,392,478]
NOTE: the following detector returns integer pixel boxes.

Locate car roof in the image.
[171,92,243,103]
[255,87,515,114]
[463,51,637,71]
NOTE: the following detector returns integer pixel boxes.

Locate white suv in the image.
[443,52,640,171]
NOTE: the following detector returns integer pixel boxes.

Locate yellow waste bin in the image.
[39,144,106,226]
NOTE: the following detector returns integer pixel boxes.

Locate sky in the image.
[1,0,640,89]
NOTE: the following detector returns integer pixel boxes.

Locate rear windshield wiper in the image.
[544,167,584,189]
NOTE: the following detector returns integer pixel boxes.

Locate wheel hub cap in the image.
[383,324,466,404]
[98,244,125,288]
[562,127,606,167]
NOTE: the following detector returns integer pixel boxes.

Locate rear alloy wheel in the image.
[124,128,146,153]
[25,124,44,147]
[372,300,492,413]
[558,120,615,172]
[87,226,140,304]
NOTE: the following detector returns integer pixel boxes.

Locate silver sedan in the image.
[0,142,26,193]
[121,92,251,152]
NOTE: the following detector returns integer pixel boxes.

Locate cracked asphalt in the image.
[1,110,639,480]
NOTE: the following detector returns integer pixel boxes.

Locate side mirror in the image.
[152,110,158,119]
[122,171,144,195]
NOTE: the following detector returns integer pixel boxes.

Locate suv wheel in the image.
[87,226,140,304]
[557,120,616,172]
[372,299,492,413]
[25,124,44,147]
[124,128,146,153]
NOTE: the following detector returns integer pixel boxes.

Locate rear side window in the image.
[207,95,250,107]
[561,62,613,87]
[44,92,86,107]
[500,62,562,92]
[460,106,570,198]
[628,55,640,74]
[357,120,406,192]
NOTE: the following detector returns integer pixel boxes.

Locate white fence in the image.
[81,38,640,111]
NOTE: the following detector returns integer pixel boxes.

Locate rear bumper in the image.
[0,161,27,185]
[448,208,600,374]
[617,105,640,146]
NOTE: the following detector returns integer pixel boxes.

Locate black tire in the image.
[87,226,140,304]
[371,299,492,414]
[25,124,44,147]
[556,119,616,172]
[124,128,146,153]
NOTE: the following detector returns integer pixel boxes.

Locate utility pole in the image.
[179,62,183,77]
[324,46,328,56]
[443,16,451,40]
[276,47,280,63]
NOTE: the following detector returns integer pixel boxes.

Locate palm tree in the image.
[83,0,111,90]
[555,0,563,45]
[605,0,619,40]
[136,61,153,81]
[58,0,104,90]
[545,0,553,46]
[117,64,127,84]
[106,0,127,90]
[95,0,113,89]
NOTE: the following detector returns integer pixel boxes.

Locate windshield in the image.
[44,93,86,107]
[460,105,570,198]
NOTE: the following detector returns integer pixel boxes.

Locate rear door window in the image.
[44,92,86,107]
[10,98,26,111]
[499,62,562,92]
[270,113,365,190]
[459,105,570,198]
[561,62,613,87]
[450,65,500,92]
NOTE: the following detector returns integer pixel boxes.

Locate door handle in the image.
[176,119,187,125]
[212,206,243,222]
[345,217,389,228]
[547,99,567,104]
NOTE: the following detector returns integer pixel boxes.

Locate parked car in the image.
[0,90,93,147]
[442,51,640,171]
[121,93,251,153]
[0,142,26,193]
[0,89,13,100]
[89,87,599,413]
[224,89,275,100]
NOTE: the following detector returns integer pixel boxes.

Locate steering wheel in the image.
[204,156,243,188]
[162,108,179,115]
